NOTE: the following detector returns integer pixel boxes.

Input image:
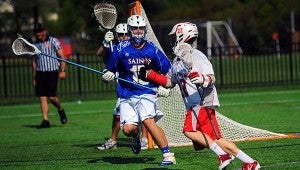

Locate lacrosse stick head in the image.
[12,36,41,56]
[93,1,117,30]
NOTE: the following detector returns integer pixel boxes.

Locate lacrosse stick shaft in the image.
[110,41,113,52]
[196,84,220,140]
[40,53,154,91]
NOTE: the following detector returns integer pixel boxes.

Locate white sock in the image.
[236,150,254,163]
[209,142,226,155]
[141,137,148,143]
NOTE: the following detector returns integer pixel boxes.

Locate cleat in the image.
[218,153,234,170]
[242,160,261,170]
[58,109,67,124]
[141,138,148,150]
[131,136,141,154]
[36,119,50,129]
[97,138,117,150]
[159,152,176,166]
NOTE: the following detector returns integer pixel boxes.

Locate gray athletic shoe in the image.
[97,138,117,150]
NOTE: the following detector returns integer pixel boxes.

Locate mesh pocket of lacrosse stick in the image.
[93,2,117,30]
[12,37,41,55]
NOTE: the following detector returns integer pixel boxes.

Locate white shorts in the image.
[113,98,163,118]
[119,94,158,128]
[113,98,120,115]
[155,109,163,122]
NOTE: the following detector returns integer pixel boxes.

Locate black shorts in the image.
[35,71,58,97]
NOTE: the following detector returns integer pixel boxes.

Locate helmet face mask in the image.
[127,15,147,46]
[168,22,199,50]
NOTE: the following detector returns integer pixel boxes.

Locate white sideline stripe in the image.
[0,100,105,109]
[232,161,300,170]
[0,110,111,119]
[222,99,300,106]
[222,89,300,97]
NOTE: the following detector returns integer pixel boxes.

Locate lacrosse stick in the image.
[92,1,117,52]
[174,64,220,140]
[11,36,155,92]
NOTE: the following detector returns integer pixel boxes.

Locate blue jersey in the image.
[102,43,116,65]
[106,40,171,98]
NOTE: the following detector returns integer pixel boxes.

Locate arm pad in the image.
[147,69,169,87]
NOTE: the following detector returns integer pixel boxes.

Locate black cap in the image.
[33,23,45,33]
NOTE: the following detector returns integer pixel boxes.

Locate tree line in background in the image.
[1,0,299,55]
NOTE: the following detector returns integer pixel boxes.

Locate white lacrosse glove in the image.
[188,71,211,87]
[174,43,193,70]
[102,31,114,48]
[102,70,115,82]
[157,86,170,97]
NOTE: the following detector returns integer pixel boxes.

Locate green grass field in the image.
[1,88,300,169]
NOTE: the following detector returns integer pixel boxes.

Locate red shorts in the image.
[183,106,222,150]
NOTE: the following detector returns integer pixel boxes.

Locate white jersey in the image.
[170,49,220,110]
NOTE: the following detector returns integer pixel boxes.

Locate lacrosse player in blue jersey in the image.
[97,23,129,150]
[97,23,150,150]
[102,15,176,166]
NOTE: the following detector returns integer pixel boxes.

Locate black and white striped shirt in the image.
[34,36,62,72]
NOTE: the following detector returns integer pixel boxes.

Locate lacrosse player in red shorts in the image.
[140,22,260,170]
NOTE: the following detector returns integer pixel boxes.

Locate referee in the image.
[32,23,68,129]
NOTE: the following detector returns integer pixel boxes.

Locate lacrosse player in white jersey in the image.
[102,15,175,166]
[140,22,260,170]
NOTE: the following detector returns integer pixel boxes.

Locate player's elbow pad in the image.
[147,69,171,87]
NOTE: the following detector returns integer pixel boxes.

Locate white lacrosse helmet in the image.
[168,22,199,49]
[115,23,129,42]
[115,23,128,34]
[127,15,147,45]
